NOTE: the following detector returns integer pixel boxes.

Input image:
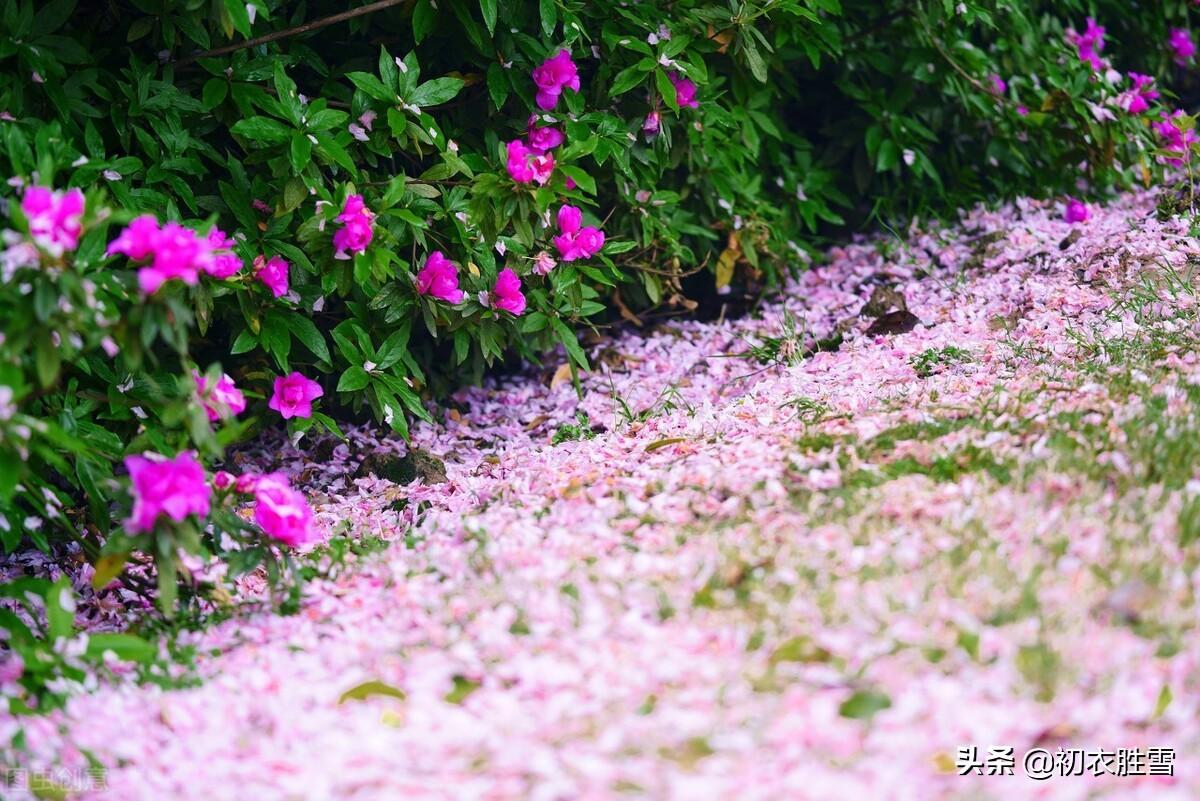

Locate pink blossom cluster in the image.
[416,250,464,304]
[253,253,290,297]
[669,71,699,109]
[205,228,244,279]
[250,473,318,547]
[332,194,375,259]
[20,186,84,255]
[505,139,556,185]
[268,371,323,420]
[124,451,211,534]
[552,204,605,262]
[526,115,565,154]
[1169,28,1196,65]
[1153,110,1200,165]
[1067,17,1105,70]
[491,267,525,315]
[1119,73,1159,115]
[531,49,580,110]
[108,216,217,294]
[194,372,246,422]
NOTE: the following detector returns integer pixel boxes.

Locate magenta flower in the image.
[552,204,605,262]
[194,371,246,422]
[506,140,555,185]
[252,473,318,547]
[21,186,84,255]
[1064,198,1090,224]
[332,194,375,259]
[526,117,565,154]
[532,49,580,110]
[254,254,290,298]
[1153,110,1200,165]
[125,451,211,534]
[110,219,213,295]
[204,228,243,279]
[107,215,160,261]
[268,371,323,420]
[415,250,465,303]
[492,268,526,315]
[643,111,661,138]
[988,74,1007,96]
[1169,28,1196,65]
[212,471,236,491]
[1067,17,1105,70]
[1121,73,1159,115]
[669,72,699,109]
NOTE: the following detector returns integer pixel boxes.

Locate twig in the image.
[176,0,410,65]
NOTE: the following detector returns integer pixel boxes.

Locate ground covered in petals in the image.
[10,190,1200,800]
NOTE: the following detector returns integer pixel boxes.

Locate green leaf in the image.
[409,77,465,107]
[337,366,371,392]
[558,165,595,194]
[282,312,331,363]
[551,317,589,371]
[413,0,436,42]
[656,68,678,111]
[230,116,292,145]
[539,0,557,37]
[202,79,228,111]
[838,689,891,720]
[486,62,509,109]
[223,0,253,36]
[339,679,407,703]
[86,632,157,663]
[290,132,312,173]
[45,578,75,640]
[346,71,396,103]
[480,0,498,34]
[742,38,769,83]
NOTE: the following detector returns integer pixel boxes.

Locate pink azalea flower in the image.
[268,371,323,420]
[1064,198,1090,224]
[1153,110,1200,165]
[194,371,246,422]
[1016,105,1029,116]
[552,204,606,262]
[532,250,557,276]
[254,254,290,297]
[643,111,661,138]
[21,186,84,255]
[492,267,526,315]
[332,194,375,258]
[669,72,699,109]
[506,140,555,185]
[125,451,211,534]
[1121,73,1159,115]
[252,473,318,547]
[532,49,580,110]
[988,74,1007,96]
[1169,28,1196,65]
[526,117,565,154]
[212,471,236,491]
[1067,17,1105,70]
[204,228,243,279]
[107,215,159,261]
[415,250,465,303]
[110,218,214,295]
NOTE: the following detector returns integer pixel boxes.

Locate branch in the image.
[176,0,409,66]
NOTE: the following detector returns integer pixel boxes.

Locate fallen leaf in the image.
[550,363,575,390]
[645,437,687,453]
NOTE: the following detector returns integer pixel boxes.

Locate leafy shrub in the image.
[0,0,1192,614]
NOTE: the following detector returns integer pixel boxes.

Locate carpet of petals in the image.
[8,189,1200,800]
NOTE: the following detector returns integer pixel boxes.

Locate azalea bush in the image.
[0,0,1196,625]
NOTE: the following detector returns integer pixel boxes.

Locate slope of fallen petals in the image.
[7,190,1200,800]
